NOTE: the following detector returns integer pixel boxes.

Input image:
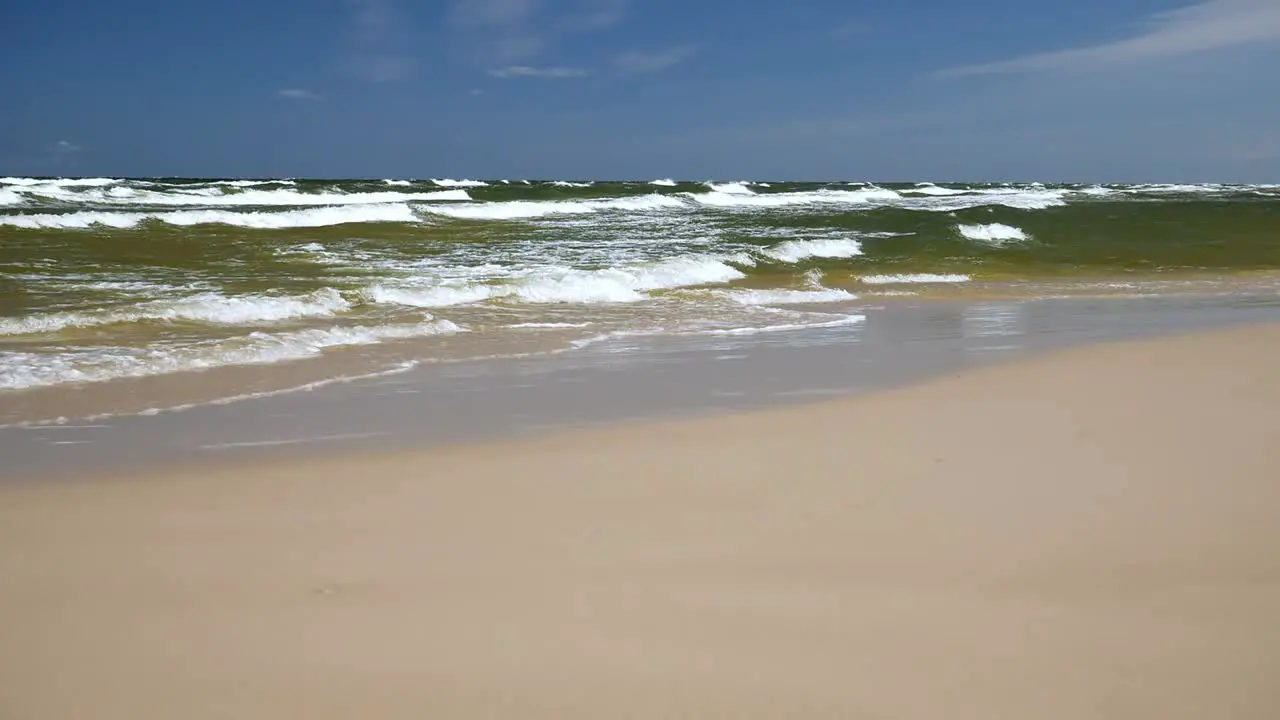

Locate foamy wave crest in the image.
[648,178,677,186]
[0,318,462,391]
[0,288,352,336]
[904,183,968,196]
[704,182,756,195]
[761,238,864,263]
[859,273,971,284]
[18,185,469,206]
[0,204,420,230]
[0,177,120,187]
[384,179,412,186]
[717,287,856,305]
[368,255,744,307]
[419,193,686,220]
[432,178,489,187]
[957,223,1028,245]
[550,181,593,187]
[0,188,23,206]
[691,187,901,208]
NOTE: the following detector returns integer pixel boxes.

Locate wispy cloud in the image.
[54,140,82,154]
[450,0,537,26]
[449,0,629,70]
[613,45,696,74]
[488,65,588,78]
[277,88,323,100]
[557,0,629,31]
[345,0,414,82]
[941,0,1280,77]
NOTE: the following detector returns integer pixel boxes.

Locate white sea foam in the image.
[550,181,593,187]
[0,177,119,187]
[904,183,968,196]
[0,203,421,230]
[761,238,864,263]
[432,178,489,187]
[718,287,856,305]
[691,187,902,208]
[419,193,686,220]
[368,255,744,307]
[859,273,971,284]
[0,188,23,206]
[0,318,462,391]
[957,223,1028,245]
[384,179,412,186]
[0,288,351,336]
[704,181,756,195]
[648,178,677,186]
[701,313,865,336]
[15,185,469,206]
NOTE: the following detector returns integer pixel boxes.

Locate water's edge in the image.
[5,294,1277,482]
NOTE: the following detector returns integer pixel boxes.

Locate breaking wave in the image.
[0,318,462,391]
[0,203,421,229]
[419,193,686,220]
[11,184,469,206]
[957,223,1029,245]
[761,238,865,263]
[858,273,971,284]
[0,288,352,336]
[367,255,745,307]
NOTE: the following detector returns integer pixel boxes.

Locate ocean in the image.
[2,176,1278,424]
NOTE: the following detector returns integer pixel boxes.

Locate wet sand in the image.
[2,324,1279,718]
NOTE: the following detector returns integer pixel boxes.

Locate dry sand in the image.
[2,324,1279,719]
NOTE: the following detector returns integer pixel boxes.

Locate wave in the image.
[957,223,1029,245]
[648,178,677,186]
[366,255,744,307]
[716,287,857,305]
[0,188,23,206]
[13,184,470,206]
[903,183,969,196]
[0,288,352,336]
[0,318,462,391]
[761,237,865,263]
[432,178,489,187]
[418,193,686,220]
[690,187,901,209]
[550,181,593,187]
[384,179,412,186]
[858,273,971,284]
[0,177,120,187]
[0,203,421,230]
[703,181,756,195]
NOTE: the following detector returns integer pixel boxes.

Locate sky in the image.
[2,0,1279,181]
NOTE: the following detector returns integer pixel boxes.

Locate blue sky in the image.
[3,0,1278,181]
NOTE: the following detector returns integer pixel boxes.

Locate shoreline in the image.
[5,291,1280,482]
[2,323,1278,718]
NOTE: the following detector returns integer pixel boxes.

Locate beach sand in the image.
[2,324,1278,719]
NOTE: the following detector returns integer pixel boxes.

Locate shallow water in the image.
[3,176,1278,419]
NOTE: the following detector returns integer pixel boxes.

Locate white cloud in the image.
[941,0,1280,76]
[488,65,588,78]
[345,0,413,81]
[614,45,696,74]
[277,88,323,100]
[558,0,629,31]
[54,140,82,153]
[450,0,538,26]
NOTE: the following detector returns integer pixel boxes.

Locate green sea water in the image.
[1,176,1278,410]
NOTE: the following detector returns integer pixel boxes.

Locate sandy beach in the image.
[2,323,1279,718]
